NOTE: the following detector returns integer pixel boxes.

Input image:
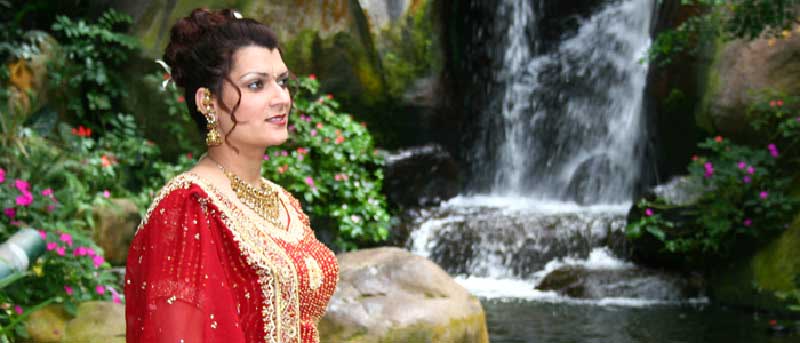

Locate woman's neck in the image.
[205,145,264,186]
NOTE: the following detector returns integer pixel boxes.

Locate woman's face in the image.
[207,45,291,150]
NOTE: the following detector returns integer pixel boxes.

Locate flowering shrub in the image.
[0,167,120,341]
[627,93,800,256]
[263,76,391,250]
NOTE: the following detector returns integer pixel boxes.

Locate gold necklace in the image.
[207,157,282,227]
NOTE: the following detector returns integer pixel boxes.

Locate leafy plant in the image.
[263,76,391,250]
[646,0,800,65]
[627,94,800,257]
[47,9,138,134]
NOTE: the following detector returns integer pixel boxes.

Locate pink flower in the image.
[102,190,111,198]
[56,247,65,256]
[14,305,22,315]
[309,74,316,80]
[281,150,288,157]
[93,255,105,268]
[645,208,654,216]
[776,100,784,106]
[768,144,779,158]
[263,154,270,160]
[737,161,746,169]
[39,230,47,240]
[288,125,295,132]
[304,176,315,188]
[95,285,105,295]
[760,191,769,199]
[87,248,96,257]
[0,168,5,183]
[60,233,73,247]
[743,218,752,227]
[743,176,752,184]
[770,100,776,107]
[310,129,318,137]
[747,166,755,175]
[703,162,714,178]
[47,242,58,251]
[14,179,30,193]
[41,188,53,197]
[47,204,56,213]
[113,294,121,304]
[64,286,74,295]
[4,208,16,218]
[16,192,33,207]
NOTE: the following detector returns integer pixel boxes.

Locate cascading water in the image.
[480,0,653,203]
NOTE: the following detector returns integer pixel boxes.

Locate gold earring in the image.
[201,90,222,146]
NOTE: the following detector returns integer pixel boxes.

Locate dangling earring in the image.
[200,89,222,146]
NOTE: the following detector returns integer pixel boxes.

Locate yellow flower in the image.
[32,263,44,277]
[782,30,792,39]
[767,38,777,47]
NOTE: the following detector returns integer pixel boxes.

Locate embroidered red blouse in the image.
[125,173,338,342]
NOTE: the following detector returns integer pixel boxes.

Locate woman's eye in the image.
[247,80,264,90]
[277,77,289,88]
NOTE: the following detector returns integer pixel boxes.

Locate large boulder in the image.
[24,301,125,343]
[319,247,489,343]
[93,198,141,266]
[705,31,800,138]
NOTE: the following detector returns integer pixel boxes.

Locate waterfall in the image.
[482,0,653,204]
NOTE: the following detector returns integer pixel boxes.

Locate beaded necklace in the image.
[207,157,282,227]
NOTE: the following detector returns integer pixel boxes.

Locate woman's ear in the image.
[195,87,212,114]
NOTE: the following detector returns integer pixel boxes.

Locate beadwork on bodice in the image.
[126,173,339,343]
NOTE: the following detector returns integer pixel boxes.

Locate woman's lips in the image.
[266,114,287,126]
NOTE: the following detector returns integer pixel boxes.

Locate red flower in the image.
[278,165,289,174]
[163,73,170,80]
[691,155,698,161]
[326,94,333,100]
[335,136,345,144]
[177,96,185,103]
[316,122,323,129]
[101,154,117,168]
[769,319,778,327]
[776,100,784,106]
[71,126,92,137]
[360,122,367,128]
[309,74,316,80]
[714,136,723,143]
[186,152,193,159]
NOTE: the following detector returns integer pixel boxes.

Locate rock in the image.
[536,265,702,300]
[648,175,704,206]
[708,213,800,312]
[383,144,460,208]
[319,247,489,343]
[24,304,70,342]
[706,30,800,138]
[24,301,125,343]
[93,198,141,266]
[63,301,126,343]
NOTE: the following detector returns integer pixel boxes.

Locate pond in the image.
[484,299,798,343]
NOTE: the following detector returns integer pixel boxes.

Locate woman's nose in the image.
[270,82,291,111]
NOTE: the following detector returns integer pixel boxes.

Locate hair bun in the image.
[163,8,236,87]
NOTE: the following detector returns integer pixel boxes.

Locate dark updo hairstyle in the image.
[163,8,287,148]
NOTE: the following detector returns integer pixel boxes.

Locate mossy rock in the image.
[708,214,800,312]
[63,301,126,343]
[24,304,71,343]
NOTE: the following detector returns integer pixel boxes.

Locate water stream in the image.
[403,0,797,341]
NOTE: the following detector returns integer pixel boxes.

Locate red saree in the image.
[125,173,338,342]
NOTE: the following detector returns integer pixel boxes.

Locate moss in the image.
[320,310,489,343]
[752,215,800,292]
[695,35,724,133]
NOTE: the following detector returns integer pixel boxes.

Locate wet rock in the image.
[537,265,702,300]
[319,247,489,343]
[383,144,461,208]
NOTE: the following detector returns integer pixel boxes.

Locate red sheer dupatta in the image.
[125,184,247,343]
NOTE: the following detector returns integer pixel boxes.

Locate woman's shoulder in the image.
[140,173,214,226]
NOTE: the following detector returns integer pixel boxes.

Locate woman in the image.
[125,8,338,343]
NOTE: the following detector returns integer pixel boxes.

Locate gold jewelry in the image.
[200,89,222,146]
[207,157,282,227]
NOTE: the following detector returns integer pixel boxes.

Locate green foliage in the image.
[776,275,800,311]
[378,2,437,98]
[48,9,138,133]
[263,76,391,251]
[627,93,800,257]
[646,0,799,65]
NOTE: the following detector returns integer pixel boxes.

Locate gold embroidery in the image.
[304,256,323,291]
